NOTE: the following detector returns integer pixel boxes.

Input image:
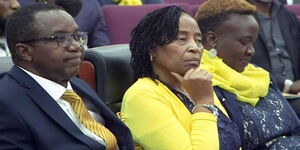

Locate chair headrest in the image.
[84,44,134,107]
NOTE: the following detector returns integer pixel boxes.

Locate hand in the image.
[171,68,214,105]
[289,80,300,94]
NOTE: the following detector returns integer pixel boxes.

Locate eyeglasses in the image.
[21,32,88,48]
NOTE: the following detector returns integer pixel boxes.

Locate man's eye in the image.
[74,34,83,40]
[57,35,68,42]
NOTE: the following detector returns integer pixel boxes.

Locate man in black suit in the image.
[0,4,133,149]
[249,0,300,116]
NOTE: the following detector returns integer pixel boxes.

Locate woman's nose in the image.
[246,45,255,56]
[188,40,203,54]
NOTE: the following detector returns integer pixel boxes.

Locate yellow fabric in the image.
[200,49,270,106]
[62,90,117,150]
[121,78,225,150]
[112,0,143,5]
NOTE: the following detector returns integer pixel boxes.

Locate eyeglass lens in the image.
[57,33,88,48]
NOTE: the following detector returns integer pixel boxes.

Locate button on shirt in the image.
[19,67,107,146]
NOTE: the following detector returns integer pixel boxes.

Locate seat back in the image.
[0,57,13,74]
[79,60,97,90]
[103,3,193,44]
[163,0,206,5]
[190,4,200,17]
[285,4,300,22]
[84,44,133,112]
[286,4,300,16]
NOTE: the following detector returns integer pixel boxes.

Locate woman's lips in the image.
[184,58,200,67]
[241,59,250,65]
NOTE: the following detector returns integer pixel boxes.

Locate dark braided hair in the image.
[130,6,185,80]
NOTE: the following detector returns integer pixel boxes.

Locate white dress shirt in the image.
[20,67,106,146]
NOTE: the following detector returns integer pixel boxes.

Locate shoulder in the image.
[70,77,90,88]
[278,6,298,21]
[84,0,100,6]
[70,77,98,95]
[81,0,102,13]
[0,72,27,101]
[124,78,166,99]
[122,78,173,109]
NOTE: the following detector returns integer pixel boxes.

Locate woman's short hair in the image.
[195,0,256,41]
[130,6,186,80]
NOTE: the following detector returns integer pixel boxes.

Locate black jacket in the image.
[250,3,300,90]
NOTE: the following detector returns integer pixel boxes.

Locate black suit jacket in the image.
[0,66,134,150]
[250,4,300,89]
[279,0,287,4]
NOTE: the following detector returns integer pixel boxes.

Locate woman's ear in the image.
[205,31,218,48]
[149,49,156,62]
[15,43,34,62]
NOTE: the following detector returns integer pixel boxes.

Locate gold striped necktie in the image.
[62,90,117,150]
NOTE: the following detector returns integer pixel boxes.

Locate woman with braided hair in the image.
[120,6,241,150]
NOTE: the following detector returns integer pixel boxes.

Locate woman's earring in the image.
[150,54,154,62]
[209,48,217,58]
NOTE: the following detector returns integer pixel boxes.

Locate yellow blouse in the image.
[121,77,225,150]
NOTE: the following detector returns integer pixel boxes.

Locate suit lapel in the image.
[8,66,104,150]
[70,78,134,149]
[254,14,268,46]
[70,78,124,126]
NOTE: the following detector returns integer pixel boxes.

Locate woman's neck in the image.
[153,67,184,92]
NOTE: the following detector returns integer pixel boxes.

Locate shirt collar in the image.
[257,1,282,18]
[18,66,72,101]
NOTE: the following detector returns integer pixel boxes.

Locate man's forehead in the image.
[34,9,73,21]
[33,10,77,32]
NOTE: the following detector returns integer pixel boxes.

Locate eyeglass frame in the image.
[19,31,88,48]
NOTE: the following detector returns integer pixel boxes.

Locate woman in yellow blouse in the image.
[121,6,241,150]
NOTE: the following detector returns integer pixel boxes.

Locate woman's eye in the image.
[177,38,186,41]
[196,41,203,47]
[240,40,247,45]
[196,39,202,43]
[240,38,253,46]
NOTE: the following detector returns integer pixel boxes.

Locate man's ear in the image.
[205,31,218,48]
[15,43,34,62]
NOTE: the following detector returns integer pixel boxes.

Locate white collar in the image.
[19,67,72,101]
